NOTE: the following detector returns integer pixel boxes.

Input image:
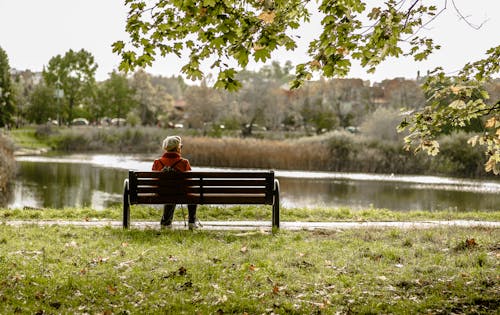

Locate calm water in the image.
[6,154,500,211]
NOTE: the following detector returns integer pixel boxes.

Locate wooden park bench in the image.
[123,170,280,229]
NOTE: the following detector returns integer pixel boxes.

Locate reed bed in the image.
[181,136,331,170]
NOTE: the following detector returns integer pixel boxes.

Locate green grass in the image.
[1,205,500,222]
[7,127,51,150]
[0,225,498,314]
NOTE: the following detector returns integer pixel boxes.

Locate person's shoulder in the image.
[152,158,165,171]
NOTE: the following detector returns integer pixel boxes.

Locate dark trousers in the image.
[161,204,197,225]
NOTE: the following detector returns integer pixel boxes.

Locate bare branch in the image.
[403,0,420,29]
[451,0,488,30]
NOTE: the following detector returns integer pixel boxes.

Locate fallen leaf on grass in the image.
[65,241,78,248]
[240,246,248,253]
[49,301,61,309]
[273,284,280,294]
[454,238,479,251]
[178,266,187,276]
[215,295,227,305]
[90,257,109,267]
[107,285,117,295]
[11,250,43,256]
[211,257,222,264]
[177,281,193,291]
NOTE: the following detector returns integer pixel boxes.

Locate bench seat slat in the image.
[135,195,270,205]
[136,179,269,187]
[137,187,268,194]
[133,171,273,179]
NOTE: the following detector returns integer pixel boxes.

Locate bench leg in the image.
[272,179,280,229]
[123,179,130,229]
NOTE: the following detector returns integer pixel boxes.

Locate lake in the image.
[5,154,500,211]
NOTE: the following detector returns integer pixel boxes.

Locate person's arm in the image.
[152,159,164,171]
[183,159,192,171]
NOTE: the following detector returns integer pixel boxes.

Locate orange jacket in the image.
[152,152,192,172]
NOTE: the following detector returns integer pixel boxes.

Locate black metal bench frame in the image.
[123,170,280,229]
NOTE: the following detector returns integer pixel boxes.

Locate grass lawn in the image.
[0,222,498,314]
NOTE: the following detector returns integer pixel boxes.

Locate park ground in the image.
[0,206,499,314]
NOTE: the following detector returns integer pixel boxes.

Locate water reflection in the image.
[8,154,500,211]
[9,162,126,209]
[279,178,499,211]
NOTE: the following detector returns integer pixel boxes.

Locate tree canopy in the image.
[43,49,98,125]
[0,46,15,127]
[115,0,499,173]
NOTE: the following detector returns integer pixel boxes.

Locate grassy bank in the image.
[8,126,491,177]
[2,206,500,222]
[0,224,498,314]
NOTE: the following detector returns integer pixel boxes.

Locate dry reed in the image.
[182,136,331,170]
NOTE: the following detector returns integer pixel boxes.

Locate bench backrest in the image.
[128,171,275,205]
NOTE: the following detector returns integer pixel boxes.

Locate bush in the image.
[429,132,487,177]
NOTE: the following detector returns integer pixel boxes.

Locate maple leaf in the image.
[258,11,276,24]
[485,117,497,128]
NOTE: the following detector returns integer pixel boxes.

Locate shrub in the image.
[0,133,15,206]
[429,132,487,177]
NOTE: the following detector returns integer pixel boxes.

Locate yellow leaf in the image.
[253,43,264,51]
[336,47,349,55]
[448,100,466,109]
[450,86,462,94]
[485,117,497,128]
[309,60,321,69]
[467,136,478,147]
[258,11,275,24]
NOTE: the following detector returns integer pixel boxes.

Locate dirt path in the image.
[5,220,500,230]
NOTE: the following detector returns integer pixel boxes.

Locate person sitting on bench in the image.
[152,135,199,230]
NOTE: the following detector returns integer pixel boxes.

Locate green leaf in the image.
[254,48,270,62]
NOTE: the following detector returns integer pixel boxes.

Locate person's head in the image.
[162,135,182,152]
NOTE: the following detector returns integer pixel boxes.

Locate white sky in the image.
[1,0,499,83]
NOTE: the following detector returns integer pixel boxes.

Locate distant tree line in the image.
[2,46,500,142]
